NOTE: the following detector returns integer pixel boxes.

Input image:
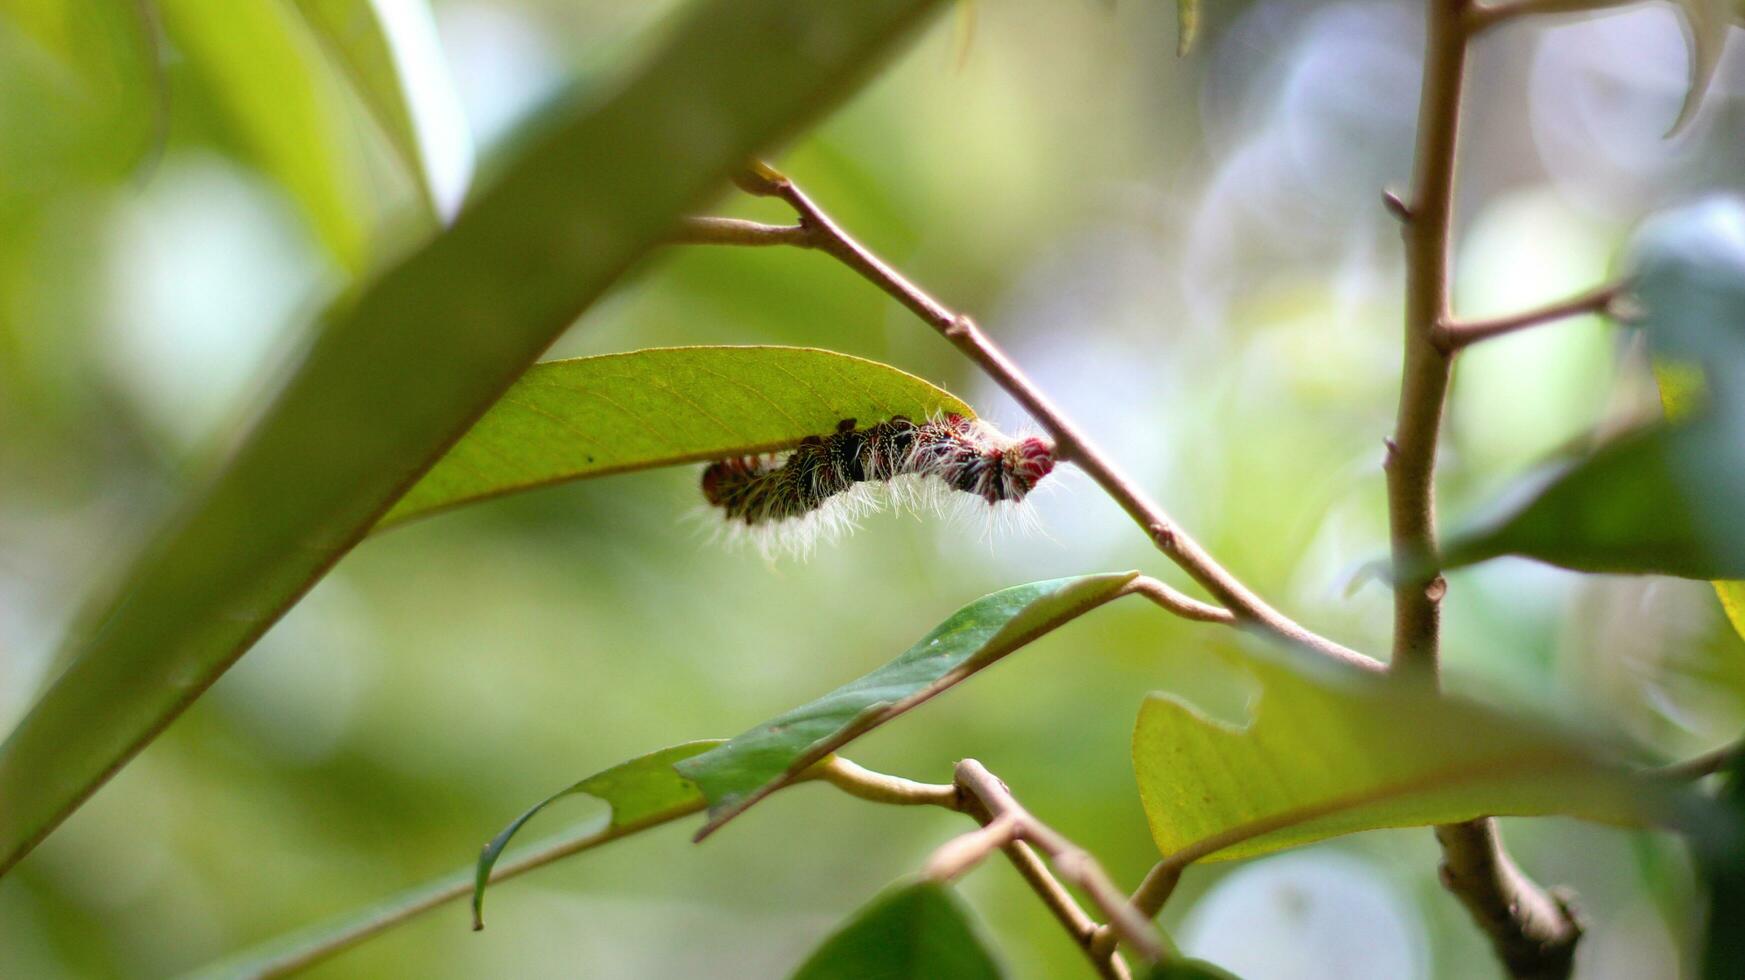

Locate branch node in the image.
[944,314,974,340]
[1382,437,1400,470]
[1148,523,1176,550]
[1383,188,1414,223]
[1424,575,1447,603]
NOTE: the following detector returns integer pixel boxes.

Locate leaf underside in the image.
[1133,649,1667,864]
[381,346,971,529]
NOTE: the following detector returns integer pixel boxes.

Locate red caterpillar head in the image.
[1007,437,1055,491]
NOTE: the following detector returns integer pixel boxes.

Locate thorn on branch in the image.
[1383,188,1414,223]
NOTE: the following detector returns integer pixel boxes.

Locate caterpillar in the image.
[700,415,1056,557]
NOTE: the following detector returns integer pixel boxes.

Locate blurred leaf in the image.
[1176,0,1200,57]
[381,346,971,529]
[1133,651,1670,864]
[1437,422,1745,579]
[1669,0,1741,135]
[1701,749,1745,979]
[1647,204,1745,641]
[1441,197,1745,580]
[1720,583,1745,643]
[473,741,720,930]
[0,0,160,188]
[1147,960,1243,980]
[159,0,376,269]
[677,573,1140,838]
[790,880,1002,980]
[291,0,473,220]
[0,0,949,878]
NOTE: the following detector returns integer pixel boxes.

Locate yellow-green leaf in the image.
[159,0,376,269]
[1133,651,1670,864]
[291,0,473,220]
[381,346,971,529]
[1177,0,1200,57]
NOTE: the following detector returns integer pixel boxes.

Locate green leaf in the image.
[1133,650,1670,864]
[1438,422,1745,579]
[0,0,161,185]
[677,573,1140,838]
[1646,207,1745,641]
[473,741,719,930]
[381,346,971,529]
[1700,749,1745,979]
[0,0,948,878]
[1440,197,1745,581]
[290,0,473,220]
[1176,0,1200,57]
[159,0,377,269]
[790,880,1002,980]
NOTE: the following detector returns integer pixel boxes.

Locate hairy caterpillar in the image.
[700,415,1056,557]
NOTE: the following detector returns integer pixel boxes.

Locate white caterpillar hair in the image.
[700,414,1056,558]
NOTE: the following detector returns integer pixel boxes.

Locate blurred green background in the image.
[3,0,1744,976]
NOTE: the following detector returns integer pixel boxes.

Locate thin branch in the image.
[672,216,813,247]
[814,756,964,808]
[1463,0,1635,34]
[1003,839,1132,980]
[1433,282,1623,352]
[925,812,1022,879]
[1129,861,1184,921]
[689,164,1374,673]
[952,759,1166,965]
[1124,575,1238,625]
[1392,0,1583,974]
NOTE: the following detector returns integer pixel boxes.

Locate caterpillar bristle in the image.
[699,414,1057,558]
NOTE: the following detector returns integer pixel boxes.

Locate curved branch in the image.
[688,165,1372,671]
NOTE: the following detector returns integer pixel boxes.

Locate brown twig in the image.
[932,759,1162,976]
[1432,282,1623,352]
[1124,575,1238,625]
[689,164,1373,672]
[1390,0,1583,975]
[673,216,813,247]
